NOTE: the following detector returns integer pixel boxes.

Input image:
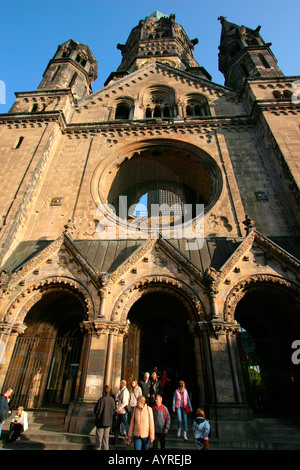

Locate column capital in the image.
[80,320,128,338]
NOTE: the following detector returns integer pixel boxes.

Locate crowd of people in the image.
[0,369,211,451]
[94,367,210,451]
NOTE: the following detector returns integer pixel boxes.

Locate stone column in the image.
[198,321,217,405]
[187,320,206,406]
[226,324,242,403]
[0,321,27,389]
[209,320,254,439]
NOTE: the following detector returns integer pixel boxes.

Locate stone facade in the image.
[0,12,299,437]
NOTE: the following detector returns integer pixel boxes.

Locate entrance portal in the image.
[235,284,300,416]
[3,289,86,409]
[126,292,198,406]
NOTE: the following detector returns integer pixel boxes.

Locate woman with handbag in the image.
[172,380,192,440]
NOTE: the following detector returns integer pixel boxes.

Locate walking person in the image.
[114,379,130,444]
[129,380,142,424]
[128,395,154,450]
[193,409,210,450]
[172,380,192,441]
[139,372,151,405]
[6,406,28,443]
[149,372,162,407]
[0,387,13,438]
[152,395,170,450]
[94,385,115,450]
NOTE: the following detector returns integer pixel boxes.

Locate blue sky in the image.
[1,0,299,113]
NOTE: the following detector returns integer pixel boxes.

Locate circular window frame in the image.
[91,139,223,234]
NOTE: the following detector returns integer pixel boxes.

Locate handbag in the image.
[180,390,191,414]
[184,404,191,414]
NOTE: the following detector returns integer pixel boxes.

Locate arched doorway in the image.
[3,288,87,409]
[235,282,300,416]
[124,291,198,408]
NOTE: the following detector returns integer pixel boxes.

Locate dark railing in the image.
[3,336,82,409]
[237,336,300,416]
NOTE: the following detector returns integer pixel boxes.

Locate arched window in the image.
[153,105,161,117]
[115,103,130,120]
[141,86,176,119]
[185,94,210,117]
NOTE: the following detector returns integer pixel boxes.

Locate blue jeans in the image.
[133,436,150,450]
[176,407,187,432]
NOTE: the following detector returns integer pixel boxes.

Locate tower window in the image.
[15,137,24,149]
[258,54,270,69]
[51,66,61,82]
[69,72,78,89]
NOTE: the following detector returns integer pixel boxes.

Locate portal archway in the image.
[234,281,300,416]
[3,287,87,409]
[123,291,199,408]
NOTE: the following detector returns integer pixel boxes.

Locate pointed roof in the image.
[147,11,168,20]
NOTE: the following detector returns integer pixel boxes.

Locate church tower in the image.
[38,39,98,100]
[0,12,299,445]
[218,16,284,90]
[105,11,211,85]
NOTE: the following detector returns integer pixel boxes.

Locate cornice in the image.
[0,110,67,128]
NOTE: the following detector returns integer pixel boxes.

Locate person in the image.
[152,395,170,450]
[128,395,154,450]
[152,366,161,379]
[149,372,162,407]
[172,380,192,441]
[0,387,13,438]
[94,385,115,450]
[114,379,130,444]
[139,372,151,405]
[129,380,142,424]
[161,370,168,389]
[192,408,210,450]
[6,406,28,443]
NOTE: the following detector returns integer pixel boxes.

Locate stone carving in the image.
[224,274,300,322]
[110,275,205,324]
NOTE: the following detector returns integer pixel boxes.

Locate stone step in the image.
[2,410,300,451]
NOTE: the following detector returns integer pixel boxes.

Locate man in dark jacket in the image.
[0,388,13,438]
[149,372,162,407]
[94,385,115,450]
[139,372,151,405]
[152,395,171,450]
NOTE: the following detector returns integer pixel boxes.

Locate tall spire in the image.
[218,17,283,91]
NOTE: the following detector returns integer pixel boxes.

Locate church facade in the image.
[0,12,299,437]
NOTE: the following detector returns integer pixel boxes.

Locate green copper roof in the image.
[147,11,168,20]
